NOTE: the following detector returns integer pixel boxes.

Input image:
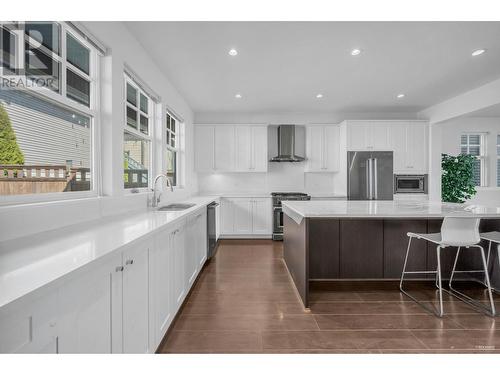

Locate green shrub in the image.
[441,153,477,203]
[0,102,25,164]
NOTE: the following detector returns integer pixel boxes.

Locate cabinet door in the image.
[347,122,368,150]
[220,198,234,235]
[0,289,58,353]
[233,198,253,235]
[196,211,208,267]
[252,198,272,235]
[194,126,214,171]
[388,121,408,173]
[185,217,198,288]
[306,126,324,171]
[235,126,251,171]
[214,125,235,171]
[406,122,428,172]
[323,126,340,171]
[58,256,119,353]
[251,126,268,172]
[173,223,186,309]
[150,230,174,349]
[368,122,390,150]
[122,243,150,353]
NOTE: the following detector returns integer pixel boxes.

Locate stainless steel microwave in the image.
[394,174,428,194]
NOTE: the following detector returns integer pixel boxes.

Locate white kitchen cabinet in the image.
[58,256,120,354]
[305,125,340,172]
[346,121,390,151]
[0,289,58,353]
[252,198,272,235]
[388,121,428,173]
[122,241,150,354]
[233,198,254,235]
[195,210,208,268]
[172,221,187,310]
[194,125,215,172]
[214,125,236,171]
[251,126,268,172]
[220,198,235,235]
[195,124,267,172]
[185,210,206,288]
[149,229,174,350]
[220,197,272,237]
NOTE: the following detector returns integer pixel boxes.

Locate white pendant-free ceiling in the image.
[125,21,500,114]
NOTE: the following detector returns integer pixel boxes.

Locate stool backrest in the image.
[440,217,481,245]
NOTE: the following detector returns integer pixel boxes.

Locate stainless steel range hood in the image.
[269,125,305,162]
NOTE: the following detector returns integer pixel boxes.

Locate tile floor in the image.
[159,239,500,353]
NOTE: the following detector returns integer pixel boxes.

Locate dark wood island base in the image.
[283,214,500,308]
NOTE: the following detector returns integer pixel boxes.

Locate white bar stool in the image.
[400,217,496,317]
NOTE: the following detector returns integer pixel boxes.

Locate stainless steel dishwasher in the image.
[207,201,219,259]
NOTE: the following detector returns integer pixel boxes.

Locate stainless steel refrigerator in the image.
[347,151,394,200]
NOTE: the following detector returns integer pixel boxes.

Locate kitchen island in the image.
[282,200,500,308]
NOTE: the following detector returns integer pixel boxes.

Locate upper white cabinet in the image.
[305,125,340,172]
[345,120,428,173]
[220,197,271,236]
[195,124,268,172]
[346,121,390,150]
[388,121,428,173]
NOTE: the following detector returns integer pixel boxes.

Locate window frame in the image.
[165,110,181,188]
[460,132,487,187]
[0,22,101,206]
[123,73,154,191]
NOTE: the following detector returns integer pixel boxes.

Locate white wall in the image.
[0,22,197,241]
[439,117,500,204]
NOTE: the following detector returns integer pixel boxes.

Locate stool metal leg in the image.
[436,246,444,317]
[448,245,496,316]
[400,238,444,317]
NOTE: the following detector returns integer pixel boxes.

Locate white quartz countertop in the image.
[282,200,500,224]
[0,196,219,310]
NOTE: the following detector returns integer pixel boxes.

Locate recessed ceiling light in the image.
[397,93,405,99]
[351,48,361,56]
[316,94,323,99]
[228,48,238,56]
[471,49,486,56]
[235,93,242,99]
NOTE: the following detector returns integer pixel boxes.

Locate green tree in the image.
[0,102,24,164]
[441,153,477,203]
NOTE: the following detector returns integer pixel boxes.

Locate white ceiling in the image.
[125,22,500,114]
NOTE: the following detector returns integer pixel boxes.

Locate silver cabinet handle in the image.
[116,266,124,272]
[125,259,134,265]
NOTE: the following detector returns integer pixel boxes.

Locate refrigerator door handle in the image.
[366,159,371,199]
[373,158,378,200]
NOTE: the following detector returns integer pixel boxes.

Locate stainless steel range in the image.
[272,192,311,240]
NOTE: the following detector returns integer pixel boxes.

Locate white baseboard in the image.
[219,234,272,239]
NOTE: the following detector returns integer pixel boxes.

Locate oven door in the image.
[273,207,284,233]
[394,175,427,193]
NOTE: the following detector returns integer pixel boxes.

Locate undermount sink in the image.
[156,203,196,211]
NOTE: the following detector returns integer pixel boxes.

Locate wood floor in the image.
[159,239,500,353]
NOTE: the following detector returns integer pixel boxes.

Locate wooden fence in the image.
[0,165,91,195]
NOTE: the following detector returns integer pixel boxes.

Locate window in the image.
[0,22,99,200]
[460,133,486,187]
[123,74,153,189]
[497,135,500,187]
[165,112,179,187]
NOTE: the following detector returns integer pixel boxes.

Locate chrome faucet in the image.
[151,174,174,208]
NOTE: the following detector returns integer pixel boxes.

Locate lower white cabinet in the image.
[58,256,120,353]
[121,241,150,354]
[220,197,271,237]
[1,206,210,354]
